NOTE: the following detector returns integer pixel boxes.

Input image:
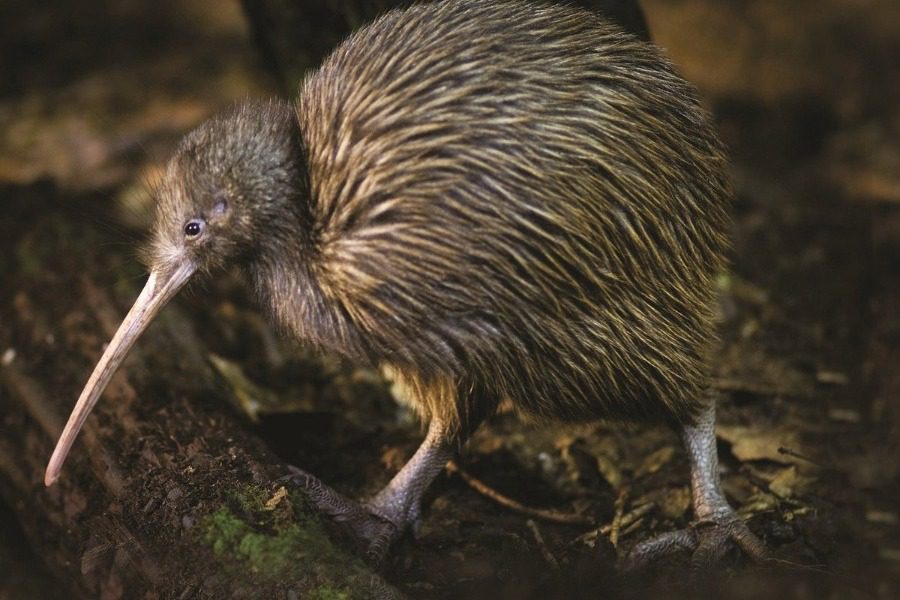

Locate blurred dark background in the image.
[1,0,899,598]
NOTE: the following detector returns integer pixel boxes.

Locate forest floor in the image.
[1,1,899,598]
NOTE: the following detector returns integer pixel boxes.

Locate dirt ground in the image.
[1,0,899,598]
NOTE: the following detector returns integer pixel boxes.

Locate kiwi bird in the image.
[46,0,767,567]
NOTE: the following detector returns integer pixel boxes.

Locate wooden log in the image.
[0,183,401,599]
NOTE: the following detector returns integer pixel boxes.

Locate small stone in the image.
[865,510,898,525]
[827,407,860,423]
[1,348,15,366]
[817,370,849,386]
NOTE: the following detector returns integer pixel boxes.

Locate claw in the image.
[282,466,402,565]
[280,419,455,565]
[628,403,772,573]
[625,510,767,572]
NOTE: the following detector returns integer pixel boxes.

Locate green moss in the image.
[308,585,351,600]
[205,508,248,556]
[200,485,367,590]
[203,506,338,576]
[231,483,269,514]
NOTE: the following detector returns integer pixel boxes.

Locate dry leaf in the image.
[718,425,801,464]
[768,465,815,498]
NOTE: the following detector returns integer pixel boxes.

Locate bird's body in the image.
[255,0,730,430]
[47,0,766,568]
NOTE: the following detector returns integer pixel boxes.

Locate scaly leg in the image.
[365,417,454,535]
[627,403,768,570]
[286,417,455,564]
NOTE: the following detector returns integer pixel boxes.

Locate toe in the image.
[690,526,730,570]
[282,466,364,522]
[729,520,769,563]
[625,512,768,572]
[690,516,768,570]
[364,521,400,565]
[625,529,697,571]
[282,467,407,564]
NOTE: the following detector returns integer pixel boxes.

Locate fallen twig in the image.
[777,446,829,469]
[609,488,629,548]
[445,459,593,526]
[572,502,655,547]
[526,519,559,569]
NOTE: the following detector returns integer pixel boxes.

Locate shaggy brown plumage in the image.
[243,0,732,432]
[49,0,766,568]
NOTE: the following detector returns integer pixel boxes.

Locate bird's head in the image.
[148,99,308,276]
[45,99,309,486]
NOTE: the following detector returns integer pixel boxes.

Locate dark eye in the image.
[184,220,203,237]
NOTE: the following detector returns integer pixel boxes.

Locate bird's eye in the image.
[184,220,203,237]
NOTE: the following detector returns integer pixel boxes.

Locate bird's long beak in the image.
[44,261,195,487]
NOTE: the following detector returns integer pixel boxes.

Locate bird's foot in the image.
[625,507,768,572]
[281,466,407,565]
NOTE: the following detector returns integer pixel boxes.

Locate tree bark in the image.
[0,182,401,599]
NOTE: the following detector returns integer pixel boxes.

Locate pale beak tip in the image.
[44,459,62,487]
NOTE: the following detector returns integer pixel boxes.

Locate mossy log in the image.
[0,182,401,599]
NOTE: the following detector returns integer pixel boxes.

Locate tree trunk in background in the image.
[240,0,650,94]
[0,182,400,599]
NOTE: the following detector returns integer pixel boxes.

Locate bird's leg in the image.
[284,417,454,564]
[365,416,454,536]
[626,402,768,570]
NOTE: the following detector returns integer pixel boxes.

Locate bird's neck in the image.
[250,242,368,361]
[247,110,371,362]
